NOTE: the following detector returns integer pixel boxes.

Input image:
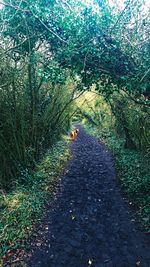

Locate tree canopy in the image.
[1,0,150,99]
[0,0,150,187]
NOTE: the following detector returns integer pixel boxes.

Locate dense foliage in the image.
[0,0,150,187]
[0,0,80,187]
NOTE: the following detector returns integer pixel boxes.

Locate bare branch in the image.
[29,10,68,44]
[58,0,74,12]
[140,68,150,83]
[0,1,68,43]
[0,1,30,13]
[110,1,131,34]
[0,35,37,56]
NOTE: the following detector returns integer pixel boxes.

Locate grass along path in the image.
[0,136,71,266]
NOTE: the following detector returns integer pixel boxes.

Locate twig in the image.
[30,10,68,43]
[140,68,150,83]
[0,1,67,43]
[0,35,37,56]
[110,1,131,34]
[58,0,74,12]
[0,1,29,13]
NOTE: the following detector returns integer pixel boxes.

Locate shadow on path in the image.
[27,126,150,267]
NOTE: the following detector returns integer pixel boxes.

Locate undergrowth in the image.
[86,125,150,232]
[0,136,71,259]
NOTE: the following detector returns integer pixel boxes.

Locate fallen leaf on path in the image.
[88,259,92,265]
[36,243,42,247]
[71,215,76,220]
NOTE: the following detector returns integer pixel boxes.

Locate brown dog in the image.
[70,128,79,141]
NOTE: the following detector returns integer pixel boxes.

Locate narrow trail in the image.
[27,127,150,267]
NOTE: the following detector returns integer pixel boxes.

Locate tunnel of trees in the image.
[0,0,150,189]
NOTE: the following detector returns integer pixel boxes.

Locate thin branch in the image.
[135,38,150,47]
[124,35,134,48]
[82,49,90,72]
[58,0,74,12]
[0,82,9,88]
[140,68,150,83]
[0,2,30,13]
[121,88,150,106]
[91,88,150,107]
[0,1,68,43]
[53,89,85,127]
[0,35,37,56]
[29,10,68,44]
[0,0,24,22]
[110,1,131,34]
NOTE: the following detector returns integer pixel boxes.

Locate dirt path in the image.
[27,126,150,267]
